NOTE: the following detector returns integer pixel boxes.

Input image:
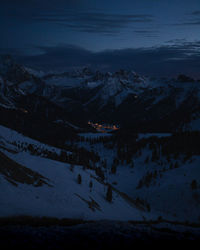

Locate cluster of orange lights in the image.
[88,121,119,133]
[20,108,28,114]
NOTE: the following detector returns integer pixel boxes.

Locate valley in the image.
[0,55,200,245]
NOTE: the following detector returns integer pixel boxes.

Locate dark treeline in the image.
[78,134,114,144]
[12,141,100,169]
[8,124,200,184]
[112,130,200,164]
[0,105,78,148]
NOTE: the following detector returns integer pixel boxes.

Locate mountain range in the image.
[0,55,200,136]
[0,55,200,235]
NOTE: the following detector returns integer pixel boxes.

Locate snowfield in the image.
[0,125,150,221]
[137,133,172,140]
[0,125,62,155]
[78,132,113,139]
[0,152,147,220]
[76,136,200,223]
[0,124,200,224]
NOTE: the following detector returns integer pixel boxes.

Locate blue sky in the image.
[1,0,200,76]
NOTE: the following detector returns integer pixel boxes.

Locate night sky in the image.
[1,0,200,77]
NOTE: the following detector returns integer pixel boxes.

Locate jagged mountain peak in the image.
[1,58,200,132]
[0,54,32,84]
[0,54,14,67]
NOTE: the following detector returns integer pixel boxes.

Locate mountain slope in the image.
[76,131,200,222]
[41,67,200,131]
[0,151,49,187]
[0,125,149,220]
[1,55,200,134]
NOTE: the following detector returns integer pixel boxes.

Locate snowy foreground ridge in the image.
[1,124,200,223]
[0,125,150,221]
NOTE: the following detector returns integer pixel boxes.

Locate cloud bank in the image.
[9,40,200,78]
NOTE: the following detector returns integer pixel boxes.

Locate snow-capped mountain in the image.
[0,55,45,105]
[42,68,147,108]
[39,66,200,131]
[0,56,90,146]
[1,55,200,133]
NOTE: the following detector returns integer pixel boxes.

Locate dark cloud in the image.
[134,30,158,33]
[14,45,93,69]
[1,0,85,19]
[1,0,83,7]
[178,21,200,26]
[11,40,200,78]
[165,39,187,44]
[133,30,159,38]
[174,10,200,26]
[34,12,153,35]
[191,10,200,15]
[1,0,200,53]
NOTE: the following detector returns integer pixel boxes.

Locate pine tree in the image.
[27,144,34,153]
[102,159,107,169]
[130,160,134,168]
[191,179,197,190]
[95,167,105,181]
[144,156,149,164]
[152,148,159,162]
[89,180,93,191]
[77,174,82,184]
[106,185,112,202]
[153,170,157,179]
[174,161,179,168]
[70,164,74,172]
[111,163,117,174]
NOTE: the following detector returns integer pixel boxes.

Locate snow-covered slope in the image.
[1,125,200,223]
[110,153,200,222]
[0,125,149,220]
[76,133,200,223]
[0,152,145,220]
